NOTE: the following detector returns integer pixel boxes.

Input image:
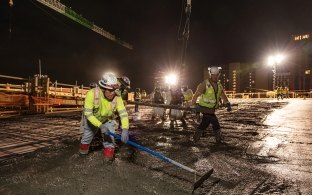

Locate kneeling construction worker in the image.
[191,66,231,144]
[79,73,129,160]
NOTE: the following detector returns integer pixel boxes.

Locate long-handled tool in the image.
[127,101,238,112]
[109,132,213,192]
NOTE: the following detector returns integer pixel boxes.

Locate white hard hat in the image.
[118,76,131,89]
[208,66,221,75]
[98,73,119,89]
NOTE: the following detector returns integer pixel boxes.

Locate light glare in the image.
[165,73,177,85]
[267,54,285,66]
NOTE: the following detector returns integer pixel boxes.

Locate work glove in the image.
[100,124,109,135]
[115,88,121,96]
[121,129,129,143]
[188,104,197,113]
[225,102,232,112]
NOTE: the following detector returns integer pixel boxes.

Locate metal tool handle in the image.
[109,131,196,173]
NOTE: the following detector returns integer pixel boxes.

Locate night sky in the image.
[1,0,312,91]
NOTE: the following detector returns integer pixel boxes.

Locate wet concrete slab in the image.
[248,99,312,194]
[0,99,310,194]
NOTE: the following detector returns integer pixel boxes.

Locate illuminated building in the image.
[292,33,312,91]
[203,33,312,93]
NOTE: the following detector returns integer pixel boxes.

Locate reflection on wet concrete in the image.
[155,135,172,147]
[254,136,283,156]
[249,99,312,194]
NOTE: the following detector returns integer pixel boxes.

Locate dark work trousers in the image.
[198,113,221,134]
[134,99,140,112]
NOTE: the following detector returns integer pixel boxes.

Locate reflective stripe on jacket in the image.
[84,88,129,129]
[199,79,223,109]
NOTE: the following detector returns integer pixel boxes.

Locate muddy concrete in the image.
[0,99,310,194]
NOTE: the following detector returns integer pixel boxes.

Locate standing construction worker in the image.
[284,86,289,98]
[79,73,129,161]
[191,66,231,144]
[169,87,187,128]
[141,90,147,100]
[151,86,165,121]
[276,86,283,100]
[134,88,141,112]
[181,85,194,118]
[181,85,193,105]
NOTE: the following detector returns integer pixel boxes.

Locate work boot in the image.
[79,143,90,155]
[181,118,187,127]
[103,147,115,161]
[196,113,201,123]
[214,130,223,144]
[193,129,203,142]
[161,114,166,122]
[170,120,174,129]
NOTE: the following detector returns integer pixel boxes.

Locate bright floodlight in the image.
[267,54,285,66]
[165,73,177,85]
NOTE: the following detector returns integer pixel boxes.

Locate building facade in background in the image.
[205,33,312,94]
[292,33,312,91]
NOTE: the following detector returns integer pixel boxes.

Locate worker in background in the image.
[89,82,98,89]
[162,86,171,105]
[151,86,165,121]
[181,85,193,105]
[181,85,194,118]
[191,66,231,144]
[276,86,283,100]
[141,90,147,100]
[117,76,131,104]
[283,86,289,99]
[116,76,131,129]
[134,88,141,112]
[79,73,129,161]
[162,86,171,119]
[169,87,187,129]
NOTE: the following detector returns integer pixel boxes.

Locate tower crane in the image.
[178,0,192,85]
[36,0,133,50]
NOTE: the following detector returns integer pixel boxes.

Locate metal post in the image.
[272,64,276,90]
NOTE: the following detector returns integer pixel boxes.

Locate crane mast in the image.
[179,0,192,85]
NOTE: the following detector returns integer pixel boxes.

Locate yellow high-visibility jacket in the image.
[199,79,223,109]
[183,89,194,102]
[134,91,141,100]
[83,88,129,129]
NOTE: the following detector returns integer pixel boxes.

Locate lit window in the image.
[305,70,311,75]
